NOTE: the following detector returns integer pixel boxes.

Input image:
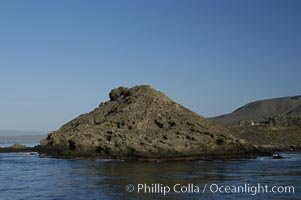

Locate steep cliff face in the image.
[40,85,264,160]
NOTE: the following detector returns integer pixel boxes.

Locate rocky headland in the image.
[0,144,35,153]
[211,96,301,151]
[38,85,269,160]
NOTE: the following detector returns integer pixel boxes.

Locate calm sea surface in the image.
[0,150,300,200]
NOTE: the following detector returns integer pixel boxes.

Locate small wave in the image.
[95,158,124,162]
[22,152,39,156]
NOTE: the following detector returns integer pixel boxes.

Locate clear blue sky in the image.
[0,0,300,132]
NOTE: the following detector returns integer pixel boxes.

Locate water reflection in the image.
[0,152,300,200]
[75,153,300,199]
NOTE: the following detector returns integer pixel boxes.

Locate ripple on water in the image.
[0,152,300,200]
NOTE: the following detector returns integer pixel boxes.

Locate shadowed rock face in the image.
[40,85,266,160]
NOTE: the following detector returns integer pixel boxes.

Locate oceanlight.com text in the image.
[126,183,295,196]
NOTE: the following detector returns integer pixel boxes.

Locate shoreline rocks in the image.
[0,144,35,153]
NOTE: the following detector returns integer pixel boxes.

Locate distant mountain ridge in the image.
[211,95,301,126]
[0,130,45,136]
[0,135,46,142]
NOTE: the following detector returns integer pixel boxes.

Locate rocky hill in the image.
[211,96,301,151]
[40,85,266,160]
[211,95,301,126]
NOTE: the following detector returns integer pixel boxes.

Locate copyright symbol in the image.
[126,184,135,193]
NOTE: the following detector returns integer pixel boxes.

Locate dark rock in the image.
[109,87,129,101]
[272,154,284,159]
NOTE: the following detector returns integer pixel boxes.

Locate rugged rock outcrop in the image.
[40,85,268,160]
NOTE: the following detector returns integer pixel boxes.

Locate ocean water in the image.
[0,152,300,200]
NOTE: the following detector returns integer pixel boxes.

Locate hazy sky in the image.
[0,0,300,132]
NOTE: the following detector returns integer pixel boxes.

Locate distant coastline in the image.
[0,130,46,136]
[0,134,46,143]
